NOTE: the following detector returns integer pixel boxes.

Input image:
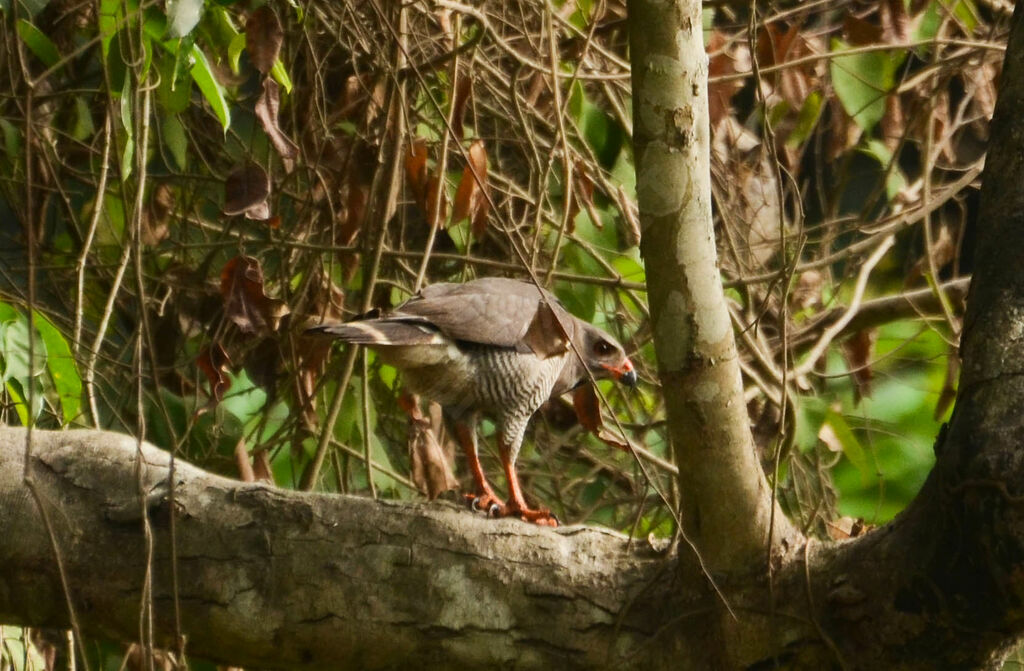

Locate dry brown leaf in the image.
[197,343,231,409]
[707,30,741,126]
[224,163,271,219]
[219,256,290,334]
[402,395,458,499]
[844,15,883,46]
[826,516,872,540]
[451,139,489,238]
[255,78,299,170]
[123,644,177,671]
[142,182,173,245]
[756,22,816,112]
[405,139,428,208]
[791,270,824,311]
[424,173,447,228]
[842,328,877,403]
[817,413,843,453]
[881,0,911,42]
[245,5,283,75]
[339,178,368,245]
[572,384,630,451]
[295,279,346,428]
[451,71,473,140]
[28,628,58,671]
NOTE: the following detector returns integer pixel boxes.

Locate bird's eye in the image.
[593,340,614,356]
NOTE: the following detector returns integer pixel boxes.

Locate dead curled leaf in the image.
[573,384,631,451]
[197,343,231,411]
[223,163,271,220]
[405,139,428,207]
[219,255,291,334]
[451,139,489,238]
[255,78,299,170]
[246,5,283,75]
[401,395,458,499]
[841,328,877,404]
[142,182,174,246]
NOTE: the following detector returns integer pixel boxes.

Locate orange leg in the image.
[453,422,504,515]
[500,440,558,527]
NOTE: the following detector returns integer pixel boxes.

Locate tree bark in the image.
[628,0,798,574]
[0,427,684,670]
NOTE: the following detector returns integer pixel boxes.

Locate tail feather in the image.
[306,320,447,346]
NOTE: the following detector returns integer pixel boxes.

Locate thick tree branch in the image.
[0,427,684,670]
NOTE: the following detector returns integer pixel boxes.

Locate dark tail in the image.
[305,320,444,346]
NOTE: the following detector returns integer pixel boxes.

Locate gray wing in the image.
[394,278,577,355]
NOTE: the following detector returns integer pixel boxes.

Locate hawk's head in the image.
[577,323,636,387]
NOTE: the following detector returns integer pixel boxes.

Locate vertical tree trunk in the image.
[627,0,797,572]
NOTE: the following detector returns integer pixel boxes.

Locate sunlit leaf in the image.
[16,19,59,67]
[228,31,246,74]
[189,45,231,131]
[166,0,202,38]
[33,311,82,425]
[451,140,489,238]
[860,139,907,200]
[0,304,45,424]
[830,38,905,132]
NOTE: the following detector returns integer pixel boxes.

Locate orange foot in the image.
[465,493,558,527]
[506,501,559,528]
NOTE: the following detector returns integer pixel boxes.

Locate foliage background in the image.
[0,0,1008,666]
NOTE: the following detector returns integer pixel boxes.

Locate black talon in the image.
[470,496,482,512]
[488,503,501,517]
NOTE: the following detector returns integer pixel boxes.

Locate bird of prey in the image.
[307,277,636,526]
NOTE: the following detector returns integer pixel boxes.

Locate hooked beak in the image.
[602,359,638,387]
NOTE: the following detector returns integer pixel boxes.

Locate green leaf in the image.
[72,96,96,141]
[860,139,907,201]
[33,311,82,425]
[824,407,872,485]
[830,38,905,132]
[914,0,978,43]
[1,626,48,671]
[162,113,188,170]
[220,369,267,426]
[0,304,45,424]
[271,58,293,94]
[228,31,246,74]
[0,119,22,167]
[98,0,121,59]
[189,45,231,130]
[119,77,135,179]
[16,19,60,67]
[156,49,193,113]
[786,91,823,148]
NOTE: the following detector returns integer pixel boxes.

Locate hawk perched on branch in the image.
[307,277,636,526]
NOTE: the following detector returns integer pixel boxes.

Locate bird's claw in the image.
[467,492,504,517]
[508,504,559,528]
[466,493,557,526]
